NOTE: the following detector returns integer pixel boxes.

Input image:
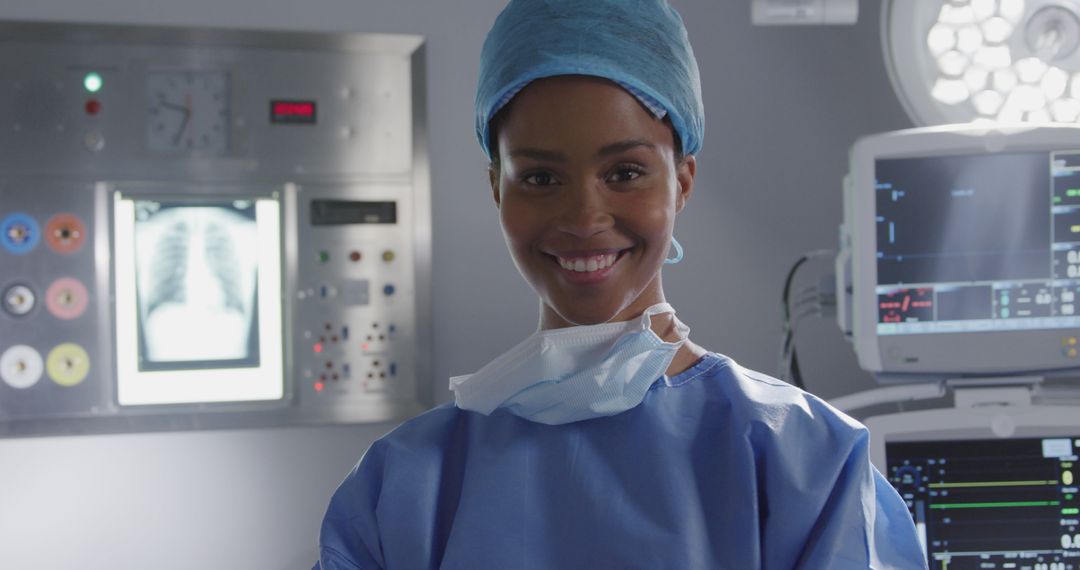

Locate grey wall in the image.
[0,1,913,569]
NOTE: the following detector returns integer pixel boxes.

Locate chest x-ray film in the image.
[113,194,284,406]
[134,202,260,370]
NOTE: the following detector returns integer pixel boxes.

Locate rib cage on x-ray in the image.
[145,220,246,316]
[134,203,260,369]
[145,220,189,314]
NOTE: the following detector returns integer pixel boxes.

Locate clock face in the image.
[146,71,229,155]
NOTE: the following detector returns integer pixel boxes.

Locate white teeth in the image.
[558,253,619,273]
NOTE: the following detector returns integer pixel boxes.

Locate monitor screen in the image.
[876,150,1080,336]
[886,435,1080,568]
[841,125,1080,376]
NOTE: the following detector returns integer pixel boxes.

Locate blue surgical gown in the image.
[315,353,927,569]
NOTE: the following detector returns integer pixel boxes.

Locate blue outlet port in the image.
[390,363,397,377]
[1,213,40,255]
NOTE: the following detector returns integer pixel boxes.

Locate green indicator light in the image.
[318,250,330,263]
[928,480,1057,489]
[1064,508,1080,515]
[1055,196,1063,203]
[84,72,103,93]
[930,500,1059,510]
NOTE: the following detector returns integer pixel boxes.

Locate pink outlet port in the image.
[45,277,89,320]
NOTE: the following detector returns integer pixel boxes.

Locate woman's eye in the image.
[524,172,557,186]
[608,166,644,183]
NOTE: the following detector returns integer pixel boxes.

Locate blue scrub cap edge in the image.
[478,65,699,161]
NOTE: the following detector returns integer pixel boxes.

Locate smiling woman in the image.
[493,76,697,330]
[313,1,928,569]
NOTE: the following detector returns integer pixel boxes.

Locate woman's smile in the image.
[549,249,630,284]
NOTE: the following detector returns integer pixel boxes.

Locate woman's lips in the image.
[549,249,628,284]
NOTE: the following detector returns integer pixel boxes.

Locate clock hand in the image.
[158,100,188,113]
[172,94,193,145]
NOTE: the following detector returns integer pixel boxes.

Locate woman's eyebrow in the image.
[508,140,657,162]
[507,148,567,162]
[597,140,656,157]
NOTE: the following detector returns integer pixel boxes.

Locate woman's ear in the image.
[675,155,696,213]
[489,164,501,208]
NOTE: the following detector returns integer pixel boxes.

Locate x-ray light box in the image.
[114,195,284,406]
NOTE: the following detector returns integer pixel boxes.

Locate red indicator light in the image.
[314,382,325,392]
[274,102,313,116]
[349,251,361,262]
[313,342,323,354]
[85,100,101,115]
[270,100,317,124]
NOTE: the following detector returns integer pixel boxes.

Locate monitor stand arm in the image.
[947,376,1042,409]
[830,376,1047,415]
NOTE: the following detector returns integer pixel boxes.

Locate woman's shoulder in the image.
[371,401,467,455]
[371,352,869,460]
[686,352,868,442]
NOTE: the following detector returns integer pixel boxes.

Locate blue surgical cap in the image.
[475,0,705,160]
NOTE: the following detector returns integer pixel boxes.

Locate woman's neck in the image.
[539,300,707,377]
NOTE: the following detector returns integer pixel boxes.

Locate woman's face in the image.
[491,76,696,328]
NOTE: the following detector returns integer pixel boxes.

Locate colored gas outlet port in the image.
[2,283,37,317]
[0,345,44,389]
[1065,337,1079,358]
[44,213,87,254]
[46,343,90,387]
[0,212,41,255]
[45,278,89,320]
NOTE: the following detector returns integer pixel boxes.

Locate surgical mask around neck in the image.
[450,303,689,425]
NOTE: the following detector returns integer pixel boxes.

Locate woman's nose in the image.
[554,183,614,238]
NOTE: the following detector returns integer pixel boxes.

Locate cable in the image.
[777,249,834,390]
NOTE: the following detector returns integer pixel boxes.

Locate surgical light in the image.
[884,0,1080,126]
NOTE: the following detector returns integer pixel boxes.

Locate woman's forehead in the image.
[497,77,676,156]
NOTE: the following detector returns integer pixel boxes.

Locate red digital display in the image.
[270,100,317,124]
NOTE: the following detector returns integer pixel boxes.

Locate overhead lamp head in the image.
[884,0,1080,126]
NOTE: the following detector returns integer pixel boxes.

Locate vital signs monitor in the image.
[837,124,1080,379]
[868,405,1080,569]
[836,124,1080,569]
